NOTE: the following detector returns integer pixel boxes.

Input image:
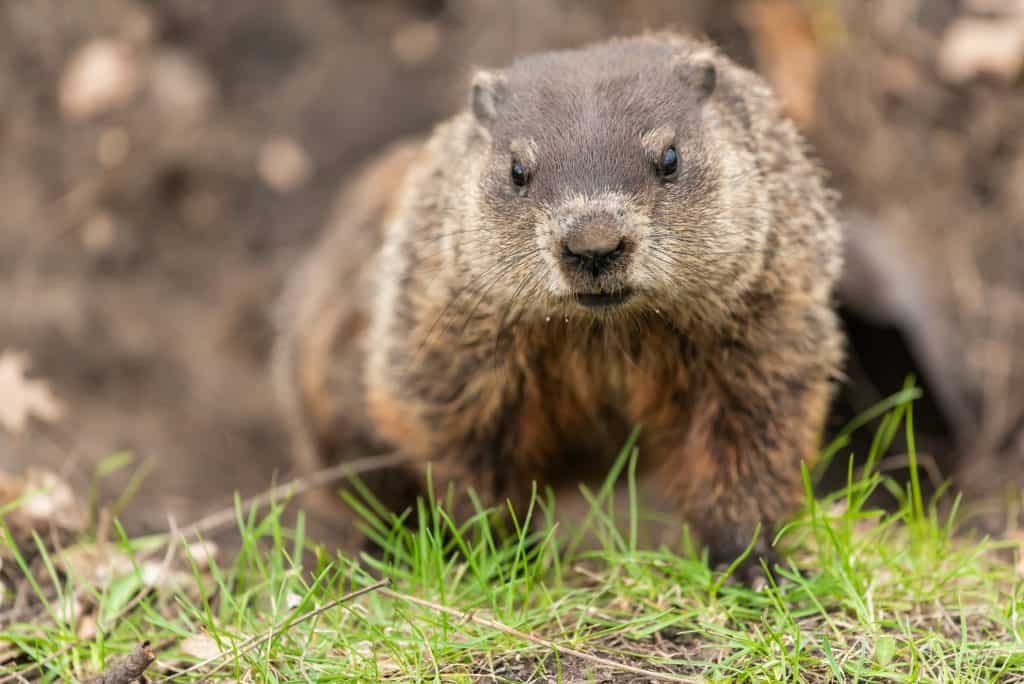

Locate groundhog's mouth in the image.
[574,289,634,308]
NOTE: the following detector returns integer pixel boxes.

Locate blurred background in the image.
[1,0,1022,533]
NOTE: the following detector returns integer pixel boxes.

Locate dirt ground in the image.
[1,0,1022,535]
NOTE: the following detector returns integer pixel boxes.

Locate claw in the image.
[706,530,800,588]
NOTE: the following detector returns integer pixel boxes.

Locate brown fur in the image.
[273,33,844,575]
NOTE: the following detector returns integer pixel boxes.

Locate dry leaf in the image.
[77,614,99,641]
[350,641,402,676]
[258,137,313,193]
[183,539,219,569]
[57,543,134,585]
[180,632,222,660]
[20,469,79,522]
[938,17,1024,83]
[58,544,190,595]
[139,560,191,591]
[0,467,86,532]
[54,594,84,627]
[0,350,65,434]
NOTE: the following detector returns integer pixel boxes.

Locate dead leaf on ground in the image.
[0,349,65,434]
[938,16,1024,83]
[56,542,192,595]
[56,543,135,585]
[0,467,86,532]
[258,137,312,193]
[182,539,219,569]
[350,640,403,677]
[180,631,222,660]
[139,559,191,591]
[77,613,99,640]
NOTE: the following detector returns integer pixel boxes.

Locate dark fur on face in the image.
[465,37,771,324]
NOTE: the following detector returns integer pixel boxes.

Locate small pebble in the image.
[81,212,116,253]
[391,20,442,65]
[259,137,313,193]
[149,49,216,124]
[59,39,139,120]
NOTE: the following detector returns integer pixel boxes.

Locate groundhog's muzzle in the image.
[557,213,636,306]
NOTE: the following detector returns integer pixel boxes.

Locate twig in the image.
[378,588,701,683]
[0,597,57,630]
[0,644,74,684]
[876,451,944,490]
[0,643,75,684]
[0,456,408,682]
[81,640,155,684]
[176,452,415,540]
[0,519,179,684]
[166,578,391,680]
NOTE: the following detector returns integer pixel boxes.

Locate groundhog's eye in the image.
[657,145,679,179]
[510,157,529,188]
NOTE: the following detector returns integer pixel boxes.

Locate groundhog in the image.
[273,33,844,580]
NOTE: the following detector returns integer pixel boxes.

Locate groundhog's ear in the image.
[470,70,508,124]
[673,51,717,101]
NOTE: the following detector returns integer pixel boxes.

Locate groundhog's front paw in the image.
[723,546,788,589]
[706,529,792,588]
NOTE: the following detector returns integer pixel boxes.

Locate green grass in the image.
[2,390,1023,682]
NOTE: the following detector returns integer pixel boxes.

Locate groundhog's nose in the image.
[561,225,628,276]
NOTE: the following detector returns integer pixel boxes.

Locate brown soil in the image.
[1,0,1021,535]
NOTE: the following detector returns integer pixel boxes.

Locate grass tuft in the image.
[2,389,1023,682]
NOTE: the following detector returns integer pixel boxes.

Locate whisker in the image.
[411,253,533,363]
[490,264,548,385]
[454,249,545,340]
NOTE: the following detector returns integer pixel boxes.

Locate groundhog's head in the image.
[464,35,771,319]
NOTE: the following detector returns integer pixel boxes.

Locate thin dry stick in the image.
[176,452,415,540]
[0,520,181,684]
[167,578,391,680]
[1,454,409,682]
[379,588,701,684]
[0,643,74,684]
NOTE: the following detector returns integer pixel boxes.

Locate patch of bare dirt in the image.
[0,0,718,532]
[0,0,1022,533]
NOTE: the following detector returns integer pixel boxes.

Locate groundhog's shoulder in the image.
[275,136,424,353]
[271,137,427,459]
[272,109,479,409]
